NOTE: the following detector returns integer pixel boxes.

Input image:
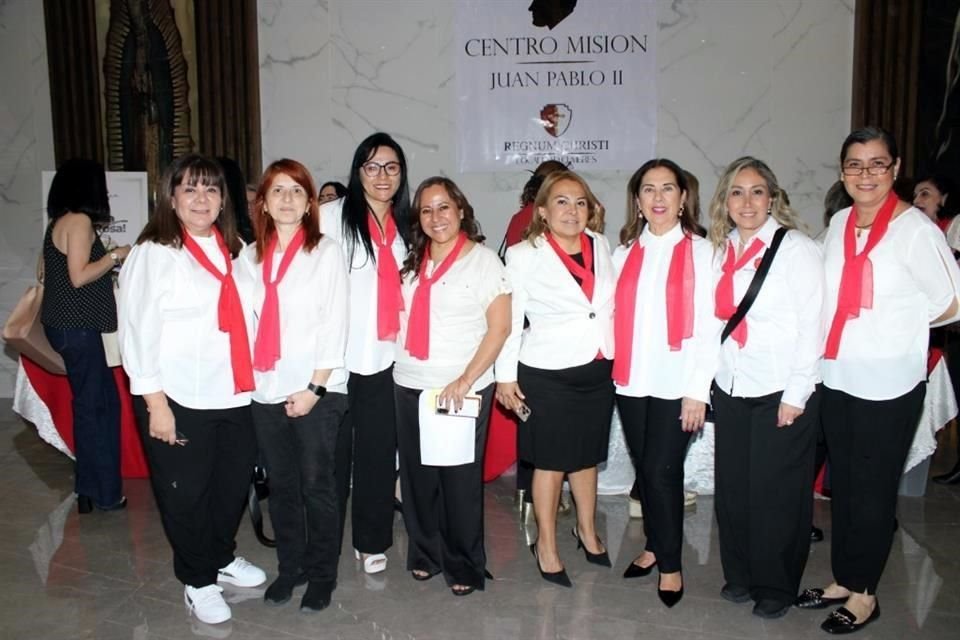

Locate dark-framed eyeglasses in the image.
[361,161,402,177]
[841,161,896,176]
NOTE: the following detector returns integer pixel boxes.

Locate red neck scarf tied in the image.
[545,232,595,301]
[181,227,254,393]
[369,211,404,341]
[404,232,468,360]
[824,191,897,359]
[253,228,306,372]
[612,233,695,386]
[714,236,766,348]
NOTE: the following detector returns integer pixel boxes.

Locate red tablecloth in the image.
[21,357,149,478]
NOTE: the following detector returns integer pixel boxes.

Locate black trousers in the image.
[341,367,398,555]
[616,395,692,573]
[395,384,492,588]
[133,397,257,587]
[821,382,925,594]
[252,394,348,584]
[712,384,820,605]
[44,326,123,506]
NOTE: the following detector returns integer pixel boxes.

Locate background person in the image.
[42,158,130,514]
[708,156,824,620]
[394,177,511,596]
[319,180,348,205]
[118,155,266,626]
[496,170,616,588]
[239,159,349,612]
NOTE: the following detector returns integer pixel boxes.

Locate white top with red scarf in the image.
[495,228,616,382]
[612,224,722,403]
[118,236,254,410]
[394,244,510,391]
[822,206,960,400]
[320,198,407,375]
[713,217,824,408]
[236,236,350,404]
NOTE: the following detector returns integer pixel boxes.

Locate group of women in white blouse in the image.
[115,126,960,634]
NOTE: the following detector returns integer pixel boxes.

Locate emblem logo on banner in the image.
[455,0,656,171]
[540,104,572,137]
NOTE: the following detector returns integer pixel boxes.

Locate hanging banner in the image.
[455,0,657,172]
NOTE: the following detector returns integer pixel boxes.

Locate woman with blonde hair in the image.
[708,156,824,620]
[496,170,615,588]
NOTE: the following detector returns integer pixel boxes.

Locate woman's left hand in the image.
[680,397,706,432]
[777,403,803,428]
[438,376,471,413]
[285,390,320,418]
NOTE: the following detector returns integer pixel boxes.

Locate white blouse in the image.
[612,224,722,403]
[319,198,407,376]
[118,236,253,410]
[236,236,349,404]
[822,206,960,400]
[394,244,511,391]
[713,217,825,409]
[495,229,616,382]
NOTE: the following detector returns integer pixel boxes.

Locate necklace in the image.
[855,221,873,238]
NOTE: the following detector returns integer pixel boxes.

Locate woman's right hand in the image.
[496,381,526,414]
[145,394,177,445]
[114,244,132,261]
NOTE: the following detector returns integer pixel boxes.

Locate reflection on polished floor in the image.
[2,398,959,640]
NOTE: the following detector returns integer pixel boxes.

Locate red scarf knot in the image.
[824,191,897,359]
[715,235,767,348]
[253,227,306,372]
[181,226,254,393]
[369,212,404,341]
[404,232,469,360]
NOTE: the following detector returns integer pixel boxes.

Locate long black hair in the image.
[341,132,412,268]
[47,158,111,226]
[216,157,254,244]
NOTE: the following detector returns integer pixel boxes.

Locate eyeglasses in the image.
[361,161,402,177]
[841,161,896,176]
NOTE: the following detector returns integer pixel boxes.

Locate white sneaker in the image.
[184,585,231,624]
[217,556,267,587]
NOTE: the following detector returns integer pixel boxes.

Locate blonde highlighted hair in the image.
[525,170,605,243]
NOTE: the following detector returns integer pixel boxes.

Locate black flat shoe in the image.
[820,604,880,634]
[657,571,683,608]
[530,543,572,588]
[932,461,960,485]
[571,527,611,567]
[811,526,824,542]
[300,581,334,613]
[795,588,848,610]
[97,496,127,512]
[451,584,476,597]
[753,598,791,619]
[77,495,93,514]
[622,559,656,579]
[411,569,439,582]
[264,574,307,606]
[720,583,751,604]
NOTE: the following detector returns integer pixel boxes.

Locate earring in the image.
[679,206,685,217]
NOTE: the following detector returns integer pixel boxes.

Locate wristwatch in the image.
[307,382,327,398]
[110,252,120,266]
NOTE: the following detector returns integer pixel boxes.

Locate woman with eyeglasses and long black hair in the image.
[319,132,411,576]
[796,127,960,634]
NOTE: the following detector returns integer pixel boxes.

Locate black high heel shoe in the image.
[530,543,572,588]
[657,571,684,608]
[622,557,656,579]
[571,527,611,567]
[77,495,93,514]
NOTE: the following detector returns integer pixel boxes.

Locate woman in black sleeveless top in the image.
[41,159,131,513]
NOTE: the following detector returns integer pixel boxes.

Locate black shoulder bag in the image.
[720,227,788,344]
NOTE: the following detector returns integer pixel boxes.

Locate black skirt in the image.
[517,358,614,472]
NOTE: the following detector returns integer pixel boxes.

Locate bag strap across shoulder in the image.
[720,226,788,344]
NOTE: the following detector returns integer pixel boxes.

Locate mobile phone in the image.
[175,430,189,446]
[435,394,481,418]
[514,403,532,422]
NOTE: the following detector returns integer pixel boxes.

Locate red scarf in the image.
[715,236,767,348]
[253,228,306,372]
[824,191,897,359]
[369,212,403,341]
[545,232,595,300]
[181,227,254,393]
[405,232,468,360]
[613,233,695,386]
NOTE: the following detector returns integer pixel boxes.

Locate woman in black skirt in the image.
[496,170,616,588]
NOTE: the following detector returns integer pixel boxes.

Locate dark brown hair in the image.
[620,158,701,245]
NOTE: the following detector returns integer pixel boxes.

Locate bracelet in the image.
[306,382,327,398]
